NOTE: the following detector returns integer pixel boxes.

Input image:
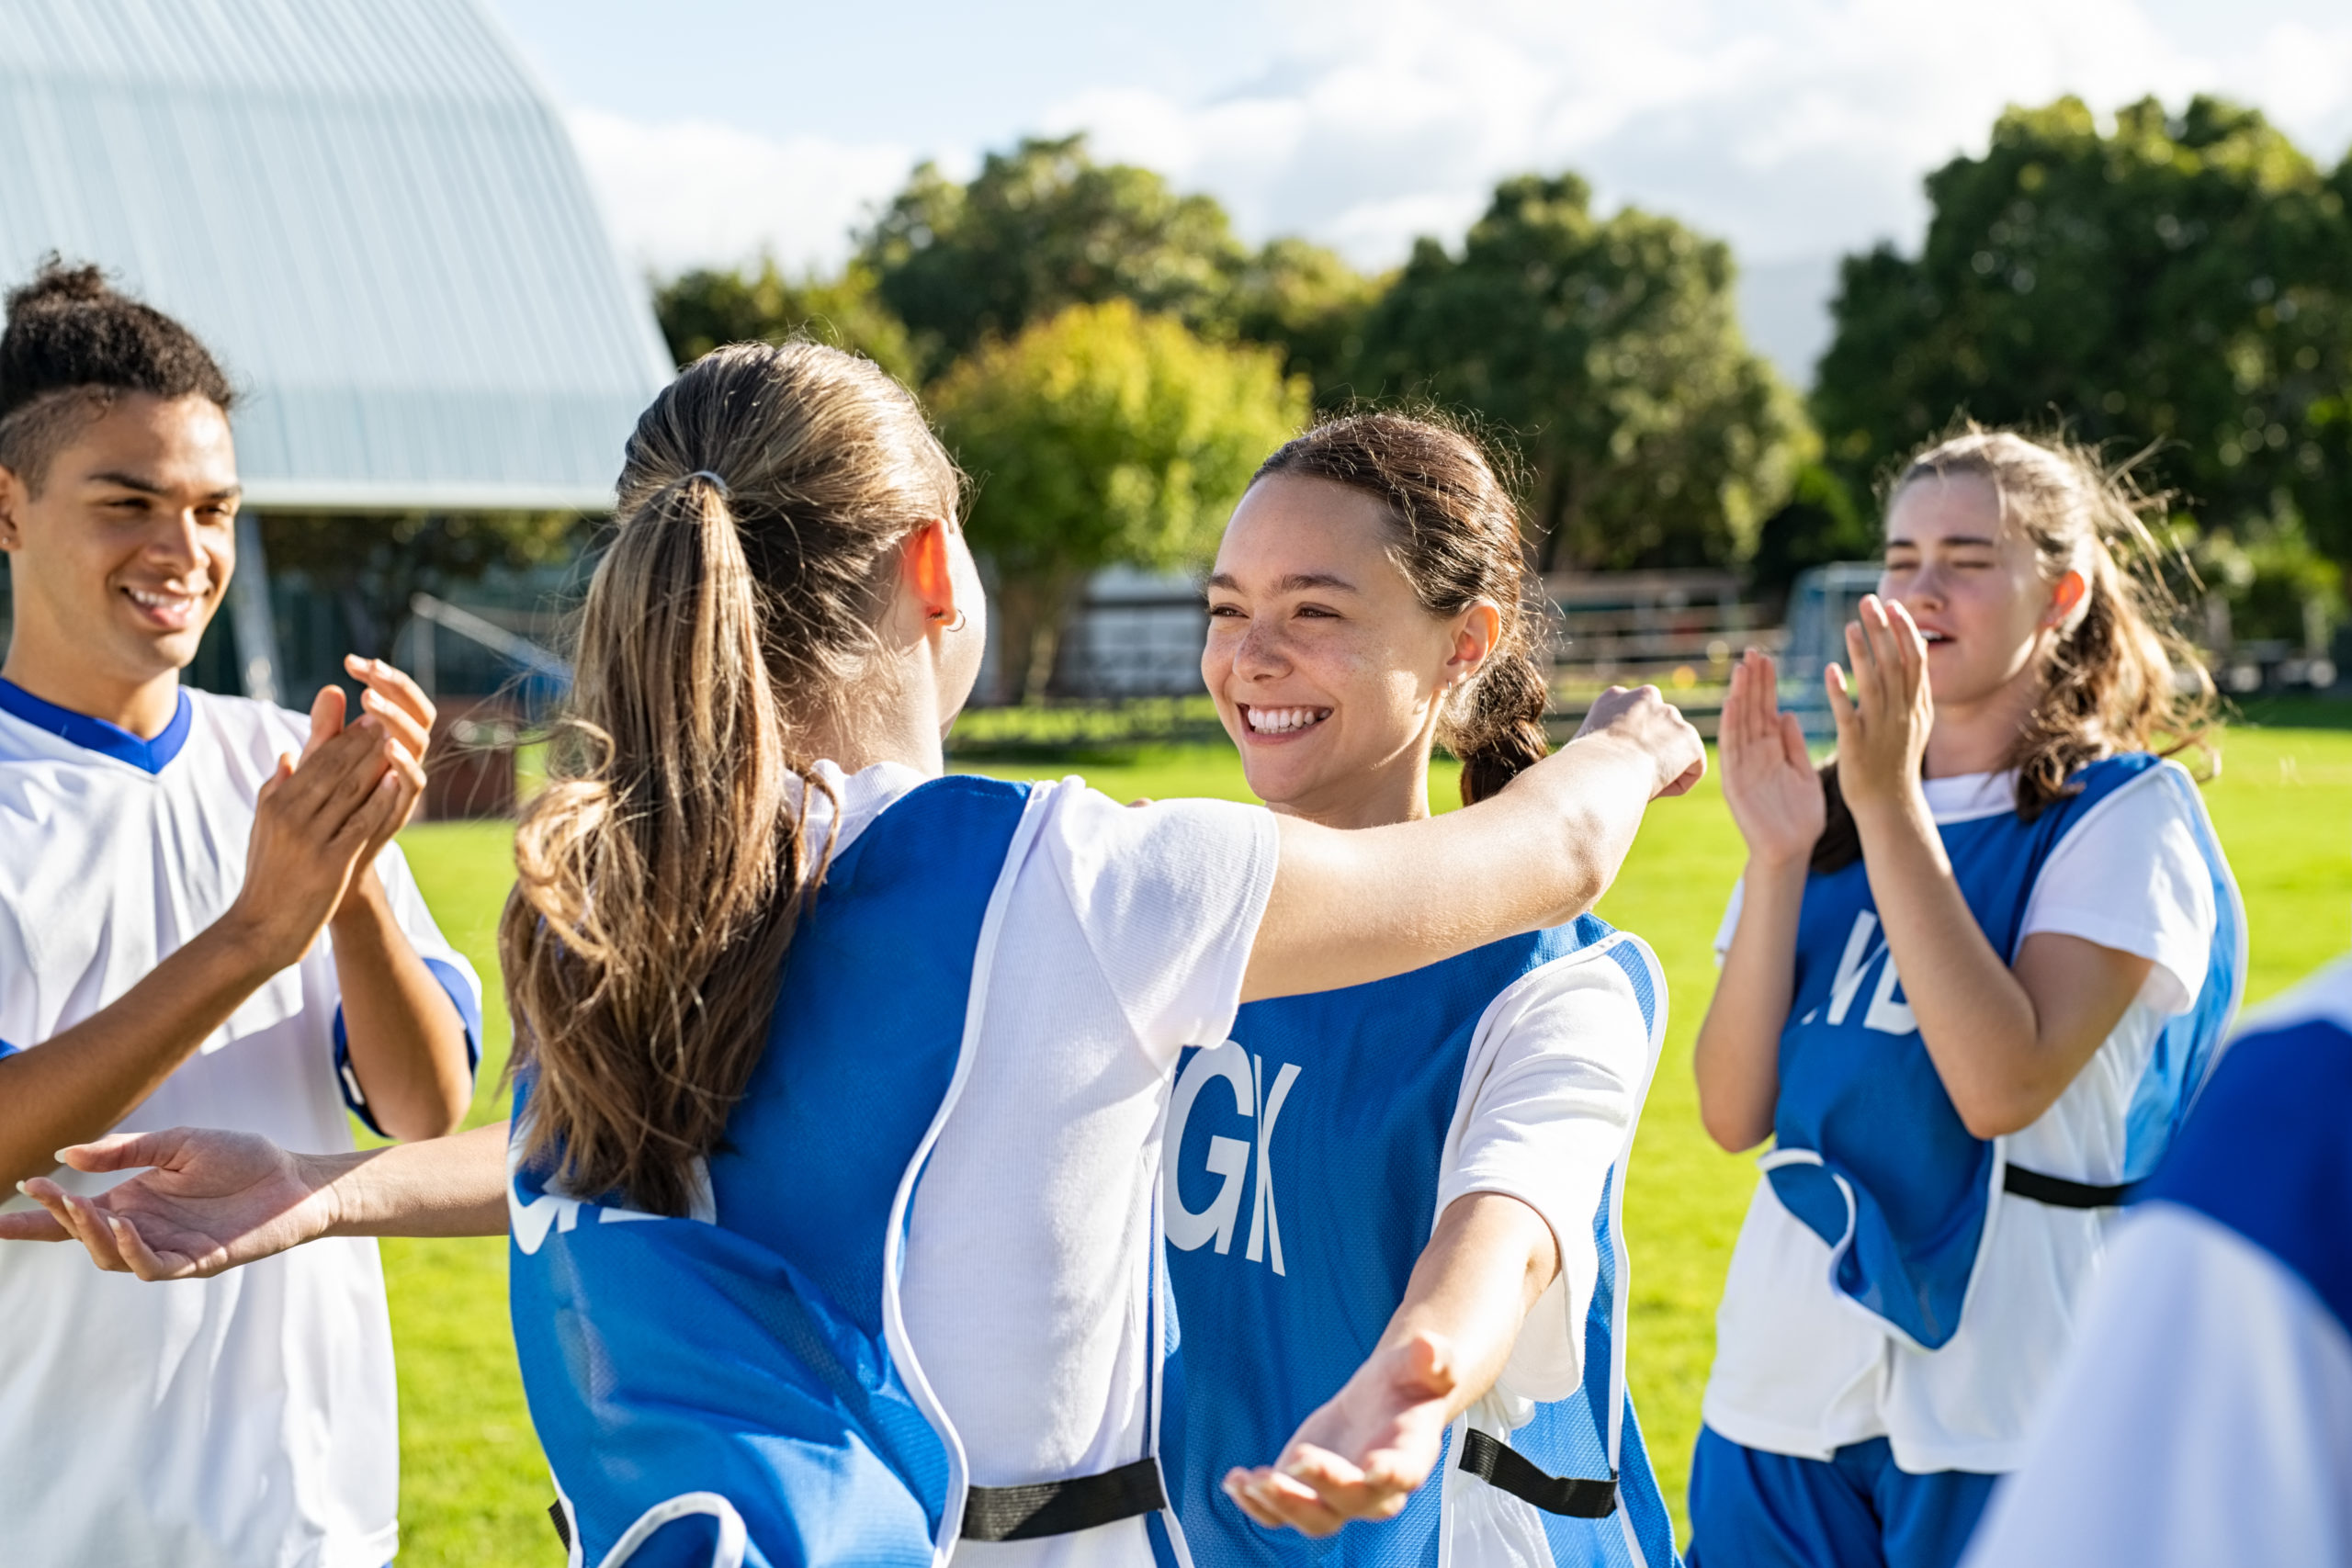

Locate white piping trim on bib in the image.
[881,785,1053,1565]
[1430,928,1675,1567]
[594,1491,748,1568]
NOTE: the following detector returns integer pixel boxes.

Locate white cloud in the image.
[560,1,2352,377]
[566,109,915,277]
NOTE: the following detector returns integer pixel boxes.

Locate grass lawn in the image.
[385,722,2352,1565]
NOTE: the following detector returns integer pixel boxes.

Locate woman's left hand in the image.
[1826,593,1932,818]
[1222,1332,1458,1537]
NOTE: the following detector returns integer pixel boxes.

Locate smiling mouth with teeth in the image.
[1240,704,1332,736]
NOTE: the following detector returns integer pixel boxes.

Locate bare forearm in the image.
[0,921,276,1189]
[1695,857,1806,1151]
[329,872,471,1140]
[1376,1193,1559,1423]
[1854,796,2042,1132]
[316,1122,510,1237]
[1247,736,1657,1000]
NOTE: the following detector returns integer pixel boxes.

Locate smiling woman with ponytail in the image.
[6,347,1705,1568]
[1179,410,1685,1565]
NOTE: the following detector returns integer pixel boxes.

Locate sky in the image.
[484,0,2352,386]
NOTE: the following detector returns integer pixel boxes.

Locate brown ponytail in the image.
[1252,411,1552,806]
[1812,424,2215,874]
[501,342,961,1214]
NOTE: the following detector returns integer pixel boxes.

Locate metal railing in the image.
[408,593,571,705]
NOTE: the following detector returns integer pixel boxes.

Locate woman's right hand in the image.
[6,1128,342,1280]
[1571,684,1707,798]
[1718,649,1824,867]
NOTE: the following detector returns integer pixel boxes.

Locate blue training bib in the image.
[1160,917,1683,1568]
[1764,755,2243,1350]
[2145,958,2352,1343]
[507,776,1039,1568]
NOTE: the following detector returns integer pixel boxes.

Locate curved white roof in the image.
[0,0,672,511]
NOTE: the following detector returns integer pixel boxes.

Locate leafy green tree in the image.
[1229,236,1385,407]
[931,299,1306,701]
[1350,174,1806,572]
[1813,96,2352,565]
[1748,461,1875,608]
[652,259,919,385]
[860,135,1248,379]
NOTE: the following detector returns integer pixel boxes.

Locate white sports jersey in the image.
[762,761,1278,1568]
[0,682,481,1568]
[1961,957,2352,1567]
[1702,761,2240,1473]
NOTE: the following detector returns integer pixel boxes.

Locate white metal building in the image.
[0,0,671,698]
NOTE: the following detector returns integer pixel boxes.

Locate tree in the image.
[1813,96,2352,568]
[652,259,919,385]
[931,299,1307,701]
[1748,462,1875,610]
[1228,237,1385,408]
[1350,174,1806,572]
[860,135,1248,379]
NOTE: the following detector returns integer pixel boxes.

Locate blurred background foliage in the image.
[652,100,2352,695]
[929,299,1307,702]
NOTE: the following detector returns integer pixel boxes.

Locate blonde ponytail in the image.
[502,343,959,1213]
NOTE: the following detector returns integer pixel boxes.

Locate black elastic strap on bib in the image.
[961,1457,1168,1541]
[2004,1163,2132,1209]
[548,1499,572,1551]
[1457,1428,1618,1518]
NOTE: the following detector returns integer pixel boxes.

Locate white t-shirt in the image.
[1702,761,2231,1472]
[0,685,481,1568]
[789,762,1279,1568]
[1440,940,1659,1413]
[1960,1203,2352,1567]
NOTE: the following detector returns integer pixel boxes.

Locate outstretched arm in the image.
[1223,1192,1559,1536]
[1244,686,1702,1002]
[0,1122,509,1273]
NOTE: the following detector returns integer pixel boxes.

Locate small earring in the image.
[933,607,967,633]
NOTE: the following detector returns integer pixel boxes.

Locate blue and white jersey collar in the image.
[792,757,933,859]
[0,677,194,773]
[1919,769,2016,822]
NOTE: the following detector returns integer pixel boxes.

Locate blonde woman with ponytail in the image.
[9,346,1703,1568]
[1172,413,1681,1568]
[1687,428,2246,1568]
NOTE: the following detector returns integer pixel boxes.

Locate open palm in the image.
[1719,649,1826,865]
[4,1128,334,1280]
[1223,1332,1459,1537]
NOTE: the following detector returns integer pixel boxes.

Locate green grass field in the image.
[383,720,2352,1565]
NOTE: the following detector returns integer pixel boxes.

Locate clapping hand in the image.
[1719,649,1826,867]
[1826,594,1933,818]
[1222,1332,1460,1537]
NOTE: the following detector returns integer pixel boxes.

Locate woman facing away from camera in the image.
[5,342,1704,1568]
[1162,412,1680,1568]
[1685,429,2245,1568]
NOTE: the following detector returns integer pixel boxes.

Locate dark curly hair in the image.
[0,257,235,490]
